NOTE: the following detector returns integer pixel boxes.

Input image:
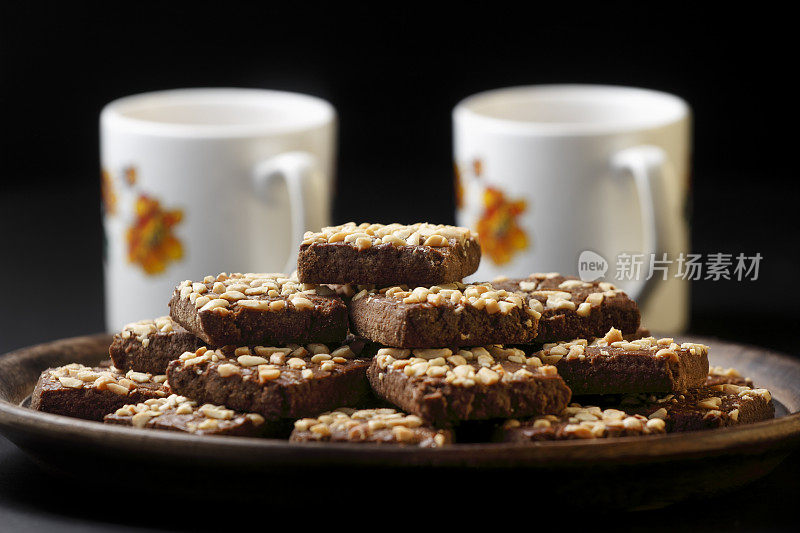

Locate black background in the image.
[1,4,797,354]
[1,4,799,530]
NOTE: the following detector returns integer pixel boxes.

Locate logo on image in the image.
[578,250,608,282]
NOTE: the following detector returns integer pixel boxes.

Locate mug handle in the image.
[610,145,670,306]
[252,151,321,274]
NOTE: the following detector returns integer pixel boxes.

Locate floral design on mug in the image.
[453,162,465,209]
[476,186,528,265]
[472,158,483,177]
[454,157,485,209]
[100,169,117,216]
[126,194,184,275]
[123,165,138,186]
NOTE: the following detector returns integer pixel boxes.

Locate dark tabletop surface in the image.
[1,435,799,531]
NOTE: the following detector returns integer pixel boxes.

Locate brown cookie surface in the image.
[497,404,666,442]
[297,222,481,286]
[367,345,571,426]
[620,383,774,432]
[31,363,170,421]
[104,393,286,437]
[166,341,372,420]
[109,316,203,374]
[705,366,754,387]
[348,282,538,348]
[290,407,452,447]
[169,273,349,347]
[532,328,710,395]
[492,273,640,342]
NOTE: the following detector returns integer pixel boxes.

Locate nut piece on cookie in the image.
[166,340,371,420]
[497,404,666,442]
[367,345,571,426]
[290,407,452,447]
[109,316,204,375]
[298,222,481,286]
[348,282,539,348]
[31,363,170,421]
[492,273,640,342]
[532,328,710,395]
[169,272,349,346]
[104,394,285,437]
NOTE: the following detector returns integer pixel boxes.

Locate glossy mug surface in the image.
[453,85,690,332]
[101,88,336,330]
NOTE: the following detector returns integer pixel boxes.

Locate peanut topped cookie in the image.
[533,328,710,395]
[31,363,170,421]
[498,404,666,442]
[297,222,481,286]
[166,340,371,420]
[620,383,774,432]
[705,366,754,388]
[104,394,284,437]
[169,273,348,346]
[367,345,571,426]
[348,282,539,348]
[492,273,640,342]
[109,316,203,374]
[290,407,452,447]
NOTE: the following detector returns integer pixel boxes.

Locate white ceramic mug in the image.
[101,88,335,331]
[453,85,690,333]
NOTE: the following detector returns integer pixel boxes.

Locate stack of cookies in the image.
[31,222,775,446]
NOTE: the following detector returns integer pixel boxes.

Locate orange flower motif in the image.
[453,162,464,209]
[100,169,117,216]
[472,158,483,177]
[123,165,138,186]
[476,187,528,265]
[126,194,184,275]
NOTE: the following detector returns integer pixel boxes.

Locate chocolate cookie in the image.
[367,345,571,426]
[166,341,372,420]
[290,407,452,447]
[169,273,348,346]
[534,328,709,395]
[109,316,203,374]
[706,366,754,387]
[348,282,538,348]
[298,222,481,286]
[497,404,666,442]
[620,383,774,432]
[104,394,285,437]
[31,363,170,421]
[492,273,640,342]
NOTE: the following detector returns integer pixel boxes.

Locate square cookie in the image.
[109,316,203,374]
[620,383,775,432]
[533,328,710,395]
[290,407,452,447]
[31,363,170,421]
[166,341,372,420]
[298,222,481,286]
[348,282,539,348]
[492,273,640,342]
[367,345,571,426]
[705,366,754,387]
[169,272,349,346]
[104,394,286,437]
[496,404,666,442]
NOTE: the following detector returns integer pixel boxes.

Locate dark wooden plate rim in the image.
[1,334,799,469]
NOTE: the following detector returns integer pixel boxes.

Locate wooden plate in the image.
[1,334,799,509]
